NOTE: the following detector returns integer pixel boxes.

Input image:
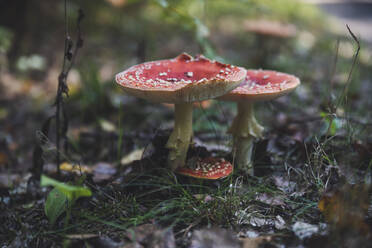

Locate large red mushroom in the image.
[116,53,246,170]
[219,69,300,175]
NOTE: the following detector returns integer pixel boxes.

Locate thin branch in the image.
[55,7,84,175]
[33,2,84,179]
[327,39,339,114]
[335,24,361,109]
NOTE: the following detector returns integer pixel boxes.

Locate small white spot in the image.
[186,72,193,77]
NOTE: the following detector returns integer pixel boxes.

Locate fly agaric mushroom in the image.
[244,19,297,39]
[244,19,297,68]
[175,157,233,179]
[115,53,246,171]
[219,69,300,175]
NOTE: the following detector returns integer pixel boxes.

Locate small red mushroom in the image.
[115,53,246,170]
[219,69,300,175]
[175,157,233,180]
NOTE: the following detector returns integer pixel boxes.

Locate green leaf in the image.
[320,112,342,136]
[41,175,92,202]
[45,188,68,225]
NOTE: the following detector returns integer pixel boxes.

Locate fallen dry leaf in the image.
[255,192,286,207]
[318,183,371,236]
[99,119,117,133]
[190,228,241,248]
[0,152,8,165]
[125,224,175,248]
[145,228,175,248]
[92,162,116,183]
[241,235,272,248]
[272,175,296,194]
[274,215,286,230]
[65,234,98,239]
[125,224,157,243]
[121,148,145,166]
[292,221,319,240]
[59,162,92,174]
[248,217,269,227]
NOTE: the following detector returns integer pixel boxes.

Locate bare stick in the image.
[336,24,360,109]
[55,6,84,175]
[32,1,84,179]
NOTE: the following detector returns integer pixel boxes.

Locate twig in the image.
[55,6,84,175]
[335,24,361,109]
[327,39,340,114]
[32,1,84,179]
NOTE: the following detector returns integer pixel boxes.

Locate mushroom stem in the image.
[228,102,264,175]
[166,103,193,171]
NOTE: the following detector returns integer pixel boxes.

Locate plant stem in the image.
[166,103,193,171]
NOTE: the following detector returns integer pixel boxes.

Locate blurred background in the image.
[0,0,372,173]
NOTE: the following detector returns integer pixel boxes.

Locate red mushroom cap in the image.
[175,157,233,180]
[115,53,246,103]
[219,69,300,102]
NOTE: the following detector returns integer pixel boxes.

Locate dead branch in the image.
[32,1,84,179]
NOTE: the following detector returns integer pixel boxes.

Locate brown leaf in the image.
[59,162,92,174]
[318,183,371,236]
[241,236,272,248]
[0,152,8,165]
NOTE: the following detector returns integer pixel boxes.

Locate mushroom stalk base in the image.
[166,103,193,171]
[232,136,254,174]
[228,102,264,175]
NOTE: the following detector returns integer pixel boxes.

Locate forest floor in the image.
[1,1,372,248]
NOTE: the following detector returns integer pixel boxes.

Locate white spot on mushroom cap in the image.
[186,72,193,77]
